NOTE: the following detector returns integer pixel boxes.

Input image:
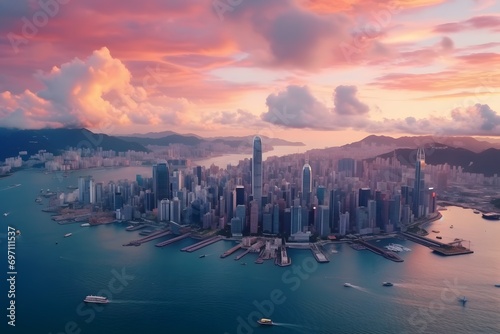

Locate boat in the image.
[81,223,90,227]
[482,212,500,220]
[382,282,393,287]
[16,230,21,235]
[199,254,206,258]
[257,318,274,326]
[436,236,442,239]
[3,212,9,217]
[450,225,453,228]
[344,283,353,287]
[84,295,109,304]
[432,230,440,233]
[64,233,72,237]
[473,210,480,214]
[494,284,500,288]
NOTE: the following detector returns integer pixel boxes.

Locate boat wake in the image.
[109,300,172,305]
[272,322,304,328]
[350,285,370,293]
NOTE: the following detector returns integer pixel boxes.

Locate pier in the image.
[235,249,251,261]
[402,232,473,256]
[220,243,243,258]
[181,236,223,252]
[126,224,149,231]
[357,240,404,262]
[155,233,191,247]
[276,246,291,266]
[310,243,330,263]
[123,229,172,246]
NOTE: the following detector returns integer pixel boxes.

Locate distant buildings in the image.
[252,136,263,220]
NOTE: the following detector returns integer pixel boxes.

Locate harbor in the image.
[155,233,191,247]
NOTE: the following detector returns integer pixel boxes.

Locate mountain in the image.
[125,130,203,139]
[344,135,500,153]
[375,145,500,176]
[0,128,149,161]
[119,133,304,148]
[119,134,203,146]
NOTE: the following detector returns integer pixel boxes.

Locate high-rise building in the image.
[231,217,243,236]
[302,162,312,204]
[359,188,371,207]
[250,200,259,234]
[291,204,302,235]
[78,176,93,204]
[153,163,170,207]
[235,204,246,232]
[170,197,181,224]
[159,199,170,222]
[413,148,425,218]
[339,212,350,235]
[252,136,263,219]
[317,186,326,206]
[315,205,330,237]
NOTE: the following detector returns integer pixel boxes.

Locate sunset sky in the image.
[0,0,499,147]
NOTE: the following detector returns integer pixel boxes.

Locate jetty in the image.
[310,243,329,263]
[356,239,404,262]
[401,232,473,256]
[123,229,172,246]
[181,236,223,253]
[155,233,191,247]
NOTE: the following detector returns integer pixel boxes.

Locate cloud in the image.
[333,85,369,115]
[0,47,196,130]
[433,15,500,33]
[259,85,500,136]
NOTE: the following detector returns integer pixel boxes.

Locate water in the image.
[194,145,308,168]
[1,169,500,333]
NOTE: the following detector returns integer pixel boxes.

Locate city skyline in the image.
[0,1,499,149]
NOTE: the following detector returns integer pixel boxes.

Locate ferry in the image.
[482,212,500,220]
[344,283,353,287]
[382,282,394,287]
[199,254,206,258]
[84,295,109,304]
[436,236,442,239]
[64,233,72,238]
[3,212,10,217]
[257,318,274,326]
[81,223,90,227]
[431,230,440,233]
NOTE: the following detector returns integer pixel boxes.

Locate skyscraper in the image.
[153,162,170,208]
[413,147,425,218]
[252,136,262,215]
[302,162,312,204]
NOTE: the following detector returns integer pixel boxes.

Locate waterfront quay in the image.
[220,243,243,258]
[181,235,223,252]
[310,243,329,263]
[356,239,404,262]
[401,232,474,256]
[123,229,172,246]
[155,233,191,247]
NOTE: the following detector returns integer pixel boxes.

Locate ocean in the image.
[1,168,499,334]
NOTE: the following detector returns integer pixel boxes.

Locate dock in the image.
[310,243,330,263]
[357,239,404,262]
[126,224,148,231]
[123,230,172,246]
[276,246,291,267]
[155,233,191,247]
[220,243,243,258]
[181,236,223,252]
[235,249,251,260]
[402,232,474,256]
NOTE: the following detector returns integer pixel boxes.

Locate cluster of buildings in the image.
[69,137,448,241]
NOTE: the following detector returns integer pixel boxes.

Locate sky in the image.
[0,0,499,148]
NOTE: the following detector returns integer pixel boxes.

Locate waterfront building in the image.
[339,212,350,236]
[250,199,259,234]
[230,217,243,236]
[159,199,170,222]
[315,205,330,237]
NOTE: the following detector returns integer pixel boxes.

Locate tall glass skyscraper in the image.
[302,162,312,204]
[252,136,262,216]
[153,162,170,208]
[413,147,425,218]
